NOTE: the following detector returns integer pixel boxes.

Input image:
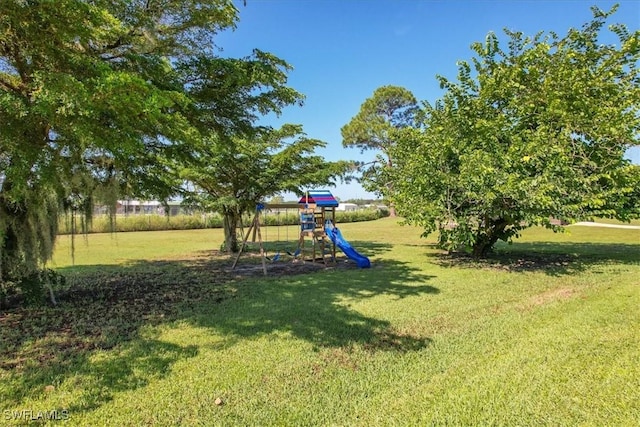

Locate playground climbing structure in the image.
[231,190,370,275]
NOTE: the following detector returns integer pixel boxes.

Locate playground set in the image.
[231,190,370,275]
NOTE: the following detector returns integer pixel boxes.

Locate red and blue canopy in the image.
[298,190,339,208]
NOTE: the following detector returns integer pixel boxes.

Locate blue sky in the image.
[217,0,640,200]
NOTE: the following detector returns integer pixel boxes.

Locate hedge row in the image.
[58,209,389,235]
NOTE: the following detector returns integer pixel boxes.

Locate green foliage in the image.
[1,1,317,298]
[0,187,61,303]
[0,267,65,308]
[335,208,389,223]
[182,124,353,252]
[387,5,640,256]
[56,209,388,235]
[166,22,354,253]
[58,214,222,234]
[341,85,419,211]
[260,209,388,226]
[180,50,304,138]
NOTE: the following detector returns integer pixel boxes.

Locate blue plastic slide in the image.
[325,221,371,268]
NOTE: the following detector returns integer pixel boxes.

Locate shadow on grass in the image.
[430,241,640,276]
[187,258,437,351]
[0,254,235,413]
[1,332,197,413]
[66,337,197,414]
[0,249,435,414]
[241,239,393,261]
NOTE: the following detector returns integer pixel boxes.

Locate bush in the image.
[57,209,389,235]
[336,208,389,223]
[58,214,225,234]
[261,212,299,227]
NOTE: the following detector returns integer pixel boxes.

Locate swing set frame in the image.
[231,201,337,275]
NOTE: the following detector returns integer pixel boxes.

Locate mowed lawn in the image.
[1,218,639,426]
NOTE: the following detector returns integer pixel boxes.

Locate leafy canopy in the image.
[181,124,353,252]
[170,15,351,253]
[0,1,309,298]
[182,124,351,213]
[386,5,640,257]
[341,85,418,204]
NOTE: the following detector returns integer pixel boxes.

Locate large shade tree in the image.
[181,124,352,252]
[0,0,301,303]
[386,5,640,257]
[174,33,351,253]
[341,85,419,216]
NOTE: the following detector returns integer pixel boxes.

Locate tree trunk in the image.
[471,218,507,258]
[386,157,397,217]
[471,239,492,258]
[223,209,240,253]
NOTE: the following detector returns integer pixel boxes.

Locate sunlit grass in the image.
[1,218,639,426]
[50,228,226,269]
[582,217,640,226]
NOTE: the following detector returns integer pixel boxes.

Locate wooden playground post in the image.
[231,210,267,275]
[231,191,339,274]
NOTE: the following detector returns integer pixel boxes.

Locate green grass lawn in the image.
[1,219,639,426]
